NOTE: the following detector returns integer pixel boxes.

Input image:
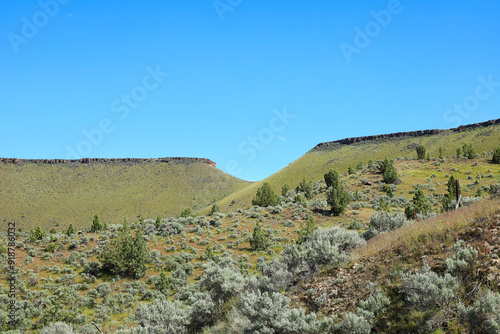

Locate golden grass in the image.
[355,195,500,259]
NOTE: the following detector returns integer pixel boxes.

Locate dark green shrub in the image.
[250,221,268,251]
[416,145,426,159]
[90,214,103,232]
[324,169,340,188]
[30,226,47,242]
[492,147,500,163]
[326,182,351,216]
[252,182,280,207]
[281,184,290,196]
[66,224,76,236]
[98,222,150,278]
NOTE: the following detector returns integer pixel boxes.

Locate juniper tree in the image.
[281,184,290,197]
[462,143,476,159]
[412,189,431,216]
[296,215,318,245]
[250,221,268,251]
[90,214,103,232]
[378,158,398,184]
[326,181,351,216]
[298,177,314,199]
[209,204,220,216]
[99,221,150,278]
[416,145,426,159]
[447,175,458,201]
[180,208,193,218]
[30,226,47,242]
[439,147,444,159]
[252,182,280,207]
[492,147,500,163]
[324,169,340,188]
[66,224,76,236]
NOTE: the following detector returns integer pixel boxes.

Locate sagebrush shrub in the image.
[238,290,333,334]
[133,299,190,334]
[40,322,75,334]
[369,211,408,233]
[460,290,500,334]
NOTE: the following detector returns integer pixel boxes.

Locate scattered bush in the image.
[238,290,333,334]
[252,182,280,207]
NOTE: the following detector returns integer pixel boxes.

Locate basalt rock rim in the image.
[0,157,216,166]
[311,118,500,152]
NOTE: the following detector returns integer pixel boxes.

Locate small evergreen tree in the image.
[324,169,340,188]
[416,145,426,159]
[155,272,171,295]
[99,221,150,278]
[66,224,76,236]
[439,147,444,159]
[298,177,314,199]
[30,226,46,242]
[180,208,192,218]
[155,216,162,229]
[356,161,364,170]
[383,184,394,198]
[411,189,431,216]
[447,175,457,201]
[456,147,462,158]
[281,184,290,197]
[492,147,500,163]
[296,215,317,245]
[209,204,220,216]
[378,158,398,184]
[90,214,103,232]
[252,182,280,207]
[348,166,354,175]
[462,143,476,159]
[404,205,415,220]
[250,221,268,251]
[326,182,351,216]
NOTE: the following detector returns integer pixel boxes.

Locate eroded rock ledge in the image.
[0,157,216,167]
[312,118,500,151]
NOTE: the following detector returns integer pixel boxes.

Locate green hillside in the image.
[213,120,500,212]
[0,159,250,231]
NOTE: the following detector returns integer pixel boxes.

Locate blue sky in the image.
[1,0,499,181]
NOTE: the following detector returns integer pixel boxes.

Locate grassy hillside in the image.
[0,160,250,231]
[0,154,498,333]
[213,120,500,212]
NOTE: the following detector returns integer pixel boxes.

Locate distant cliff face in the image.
[312,118,500,151]
[0,157,216,167]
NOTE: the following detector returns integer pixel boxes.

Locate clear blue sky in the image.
[1,0,499,181]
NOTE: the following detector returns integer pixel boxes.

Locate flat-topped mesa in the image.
[312,118,500,152]
[0,157,216,167]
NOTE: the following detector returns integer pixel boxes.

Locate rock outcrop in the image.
[0,157,216,167]
[312,118,500,152]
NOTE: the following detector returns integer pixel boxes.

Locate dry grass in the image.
[355,195,500,259]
